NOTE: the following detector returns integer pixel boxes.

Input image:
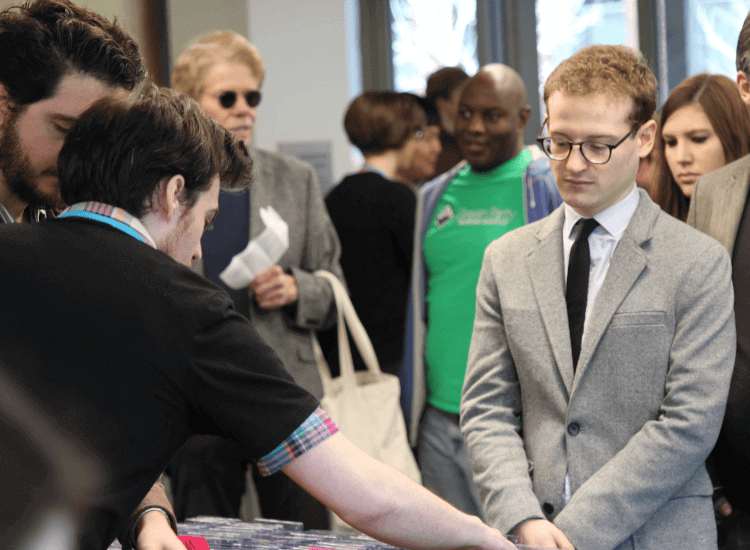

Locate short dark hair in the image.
[58,84,252,218]
[652,73,750,221]
[544,44,657,132]
[344,91,426,154]
[404,93,441,127]
[426,66,469,103]
[0,0,144,107]
[737,10,750,73]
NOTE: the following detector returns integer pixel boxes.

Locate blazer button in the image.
[543,502,555,515]
[567,422,580,436]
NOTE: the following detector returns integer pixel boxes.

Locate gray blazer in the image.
[207,148,344,399]
[461,190,735,550]
[687,153,750,254]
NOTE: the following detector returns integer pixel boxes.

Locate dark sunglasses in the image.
[218,90,262,109]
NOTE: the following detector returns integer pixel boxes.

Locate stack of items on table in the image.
[106,518,409,550]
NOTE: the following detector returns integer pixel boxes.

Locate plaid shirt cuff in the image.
[257,407,338,476]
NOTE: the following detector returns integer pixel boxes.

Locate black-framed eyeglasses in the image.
[536,120,633,165]
[218,90,262,109]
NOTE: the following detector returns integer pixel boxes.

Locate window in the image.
[390,0,479,92]
[536,0,639,115]
[686,0,750,77]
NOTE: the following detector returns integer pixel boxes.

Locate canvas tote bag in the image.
[312,270,421,531]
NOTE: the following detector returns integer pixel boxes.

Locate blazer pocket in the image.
[609,311,666,327]
[606,311,669,421]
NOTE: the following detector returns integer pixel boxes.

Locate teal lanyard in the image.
[57,210,153,246]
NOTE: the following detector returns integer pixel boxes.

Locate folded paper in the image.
[219,206,289,289]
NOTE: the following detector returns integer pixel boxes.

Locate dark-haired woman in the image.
[324,91,427,376]
[651,73,750,221]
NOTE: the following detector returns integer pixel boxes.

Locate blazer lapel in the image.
[248,147,266,241]
[572,191,654,390]
[527,208,575,395]
[708,164,749,254]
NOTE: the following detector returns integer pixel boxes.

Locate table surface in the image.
[107,517,407,550]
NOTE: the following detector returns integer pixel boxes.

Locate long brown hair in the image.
[651,73,750,221]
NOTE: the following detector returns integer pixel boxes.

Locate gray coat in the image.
[461,190,735,550]
[204,148,344,399]
[687,153,750,254]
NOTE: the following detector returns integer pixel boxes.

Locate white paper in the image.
[219,206,289,289]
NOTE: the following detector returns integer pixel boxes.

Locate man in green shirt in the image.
[402,64,562,517]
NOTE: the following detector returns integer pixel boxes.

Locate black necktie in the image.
[566,218,599,370]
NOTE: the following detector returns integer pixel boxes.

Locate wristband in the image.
[126,506,177,549]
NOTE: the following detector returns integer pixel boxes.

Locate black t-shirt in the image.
[0,217,318,549]
[324,172,415,373]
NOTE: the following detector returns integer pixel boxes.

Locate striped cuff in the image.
[257,407,338,476]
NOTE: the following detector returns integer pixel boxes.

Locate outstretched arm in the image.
[282,432,516,550]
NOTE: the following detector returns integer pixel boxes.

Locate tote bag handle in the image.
[312,270,381,391]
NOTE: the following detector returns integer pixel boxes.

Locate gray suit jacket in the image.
[687,154,750,255]
[203,148,344,399]
[461,190,735,550]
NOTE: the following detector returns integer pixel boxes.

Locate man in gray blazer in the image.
[461,45,735,550]
[684,15,750,550]
[688,154,750,550]
[688,139,750,550]
[167,31,344,528]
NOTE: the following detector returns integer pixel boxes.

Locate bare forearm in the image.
[351,470,506,550]
[283,433,514,550]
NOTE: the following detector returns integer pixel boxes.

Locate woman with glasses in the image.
[167,30,344,530]
[651,73,750,221]
[323,91,427,377]
[397,94,444,186]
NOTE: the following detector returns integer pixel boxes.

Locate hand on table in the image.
[512,518,574,548]
[250,265,299,309]
[135,510,184,550]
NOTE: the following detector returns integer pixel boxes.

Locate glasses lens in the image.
[581,142,611,164]
[219,91,237,109]
[245,91,262,107]
[544,138,571,160]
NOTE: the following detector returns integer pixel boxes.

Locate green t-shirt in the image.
[423,149,531,413]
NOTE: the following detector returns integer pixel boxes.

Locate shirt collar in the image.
[361,163,389,180]
[563,183,639,240]
[57,201,157,248]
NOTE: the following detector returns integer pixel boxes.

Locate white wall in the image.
[166,0,249,69]
[166,0,361,186]
[248,0,361,185]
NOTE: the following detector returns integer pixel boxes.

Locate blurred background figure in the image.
[0,365,102,550]
[169,30,344,529]
[689,16,750,549]
[426,67,470,176]
[397,94,443,186]
[635,114,661,193]
[651,73,750,221]
[324,91,426,376]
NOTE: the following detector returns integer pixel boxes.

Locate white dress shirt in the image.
[561,183,639,505]
[562,184,640,343]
